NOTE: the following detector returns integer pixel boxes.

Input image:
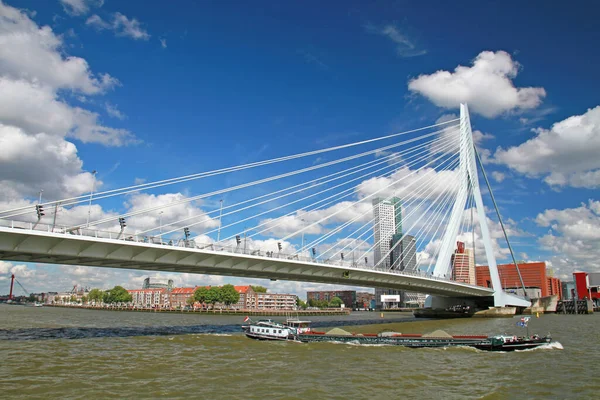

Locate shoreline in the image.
[43,304,352,316]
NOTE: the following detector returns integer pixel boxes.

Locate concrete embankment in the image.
[45,304,351,316]
[472,307,516,318]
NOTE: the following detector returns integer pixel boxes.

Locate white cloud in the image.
[105,102,126,120]
[0,79,134,145]
[86,12,150,40]
[123,192,220,235]
[0,124,100,202]
[366,23,426,57]
[0,2,135,207]
[408,51,546,118]
[356,166,460,201]
[0,4,117,94]
[535,200,600,277]
[491,171,506,183]
[159,38,167,48]
[494,106,600,188]
[258,202,373,238]
[60,0,103,16]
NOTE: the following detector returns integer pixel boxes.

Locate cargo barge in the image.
[242,319,553,351]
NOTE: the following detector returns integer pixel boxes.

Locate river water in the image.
[1,304,598,399]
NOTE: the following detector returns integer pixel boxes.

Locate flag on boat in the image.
[243,316,250,322]
[517,316,531,327]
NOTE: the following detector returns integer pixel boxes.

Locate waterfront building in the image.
[169,287,197,308]
[356,292,375,309]
[128,288,169,307]
[404,292,427,307]
[573,271,600,307]
[255,292,297,310]
[233,286,254,309]
[307,290,356,308]
[561,281,576,300]
[475,261,562,299]
[451,242,475,285]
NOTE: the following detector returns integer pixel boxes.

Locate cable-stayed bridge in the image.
[0,104,529,307]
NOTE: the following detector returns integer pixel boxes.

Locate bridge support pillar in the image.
[431,104,530,309]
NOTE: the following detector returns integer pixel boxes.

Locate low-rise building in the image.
[128,288,169,307]
[169,287,196,308]
[356,292,374,308]
[476,261,562,299]
[256,292,297,310]
[307,290,356,308]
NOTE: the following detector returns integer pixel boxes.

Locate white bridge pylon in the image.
[432,104,530,308]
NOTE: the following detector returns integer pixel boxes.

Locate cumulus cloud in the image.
[0,2,135,207]
[0,4,117,94]
[494,106,600,188]
[536,200,600,277]
[0,124,100,202]
[408,51,546,118]
[0,79,134,145]
[86,12,150,40]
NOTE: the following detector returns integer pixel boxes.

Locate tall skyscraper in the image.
[372,197,402,268]
[373,197,403,308]
[390,234,416,272]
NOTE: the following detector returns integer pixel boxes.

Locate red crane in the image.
[8,274,29,299]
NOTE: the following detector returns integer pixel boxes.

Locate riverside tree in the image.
[329,297,343,308]
[103,286,132,304]
[220,284,240,307]
[296,298,307,309]
[205,286,222,309]
[88,288,104,303]
[193,286,209,306]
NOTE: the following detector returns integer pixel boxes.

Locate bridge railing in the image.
[0,218,482,288]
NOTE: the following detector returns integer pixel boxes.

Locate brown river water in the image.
[1,304,598,399]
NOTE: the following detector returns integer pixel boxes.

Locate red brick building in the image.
[307,290,356,308]
[476,261,561,298]
[546,277,562,299]
[169,287,197,308]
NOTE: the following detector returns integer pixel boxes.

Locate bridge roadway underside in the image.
[0,228,495,298]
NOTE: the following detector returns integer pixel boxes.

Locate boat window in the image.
[279,330,282,334]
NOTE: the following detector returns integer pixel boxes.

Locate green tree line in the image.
[307,297,343,309]
[86,286,132,304]
[192,284,240,309]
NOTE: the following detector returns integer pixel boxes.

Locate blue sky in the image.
[1,0,599,296]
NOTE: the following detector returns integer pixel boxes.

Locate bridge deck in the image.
[0,224,494,298]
